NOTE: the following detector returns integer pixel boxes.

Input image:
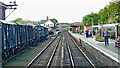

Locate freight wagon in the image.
[0,20,48,61]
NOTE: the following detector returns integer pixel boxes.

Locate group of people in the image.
[85,29,110,46]
[85,30,93,38]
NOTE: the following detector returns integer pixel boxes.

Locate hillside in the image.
[82,0,120,26]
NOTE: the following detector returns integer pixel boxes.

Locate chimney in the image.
[47,16,49,21]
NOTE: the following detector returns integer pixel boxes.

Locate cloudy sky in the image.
[1,0,112,23]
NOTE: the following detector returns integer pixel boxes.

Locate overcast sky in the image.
[1,0,112,23]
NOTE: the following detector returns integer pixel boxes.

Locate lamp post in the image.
[91,18,94,38]
[98,22,100,36]
[114,12,119,46]
[101,22,103,40]
[84,18,88,37]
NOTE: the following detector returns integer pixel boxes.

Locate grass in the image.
[95,36,105,42]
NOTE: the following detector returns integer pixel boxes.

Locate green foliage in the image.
[82,13,99,26]
[12,18,27,23]
[83,1,120,26]
[50,18,58,23]
[80,26,84,30]
[95,36,105,42]
[58,23,70,25]
[76,30,79,33]
[61,27,69,30]
[37,21,41,25]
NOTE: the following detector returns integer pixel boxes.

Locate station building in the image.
[70,22,84,33]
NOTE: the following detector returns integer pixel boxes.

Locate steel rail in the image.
[25,35,59,68]
[66,36,75,68]
[68,33,96,68]
[46,34,62,68]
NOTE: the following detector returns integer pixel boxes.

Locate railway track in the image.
[49,33,63,67]
[64,32,96,68]
[25,31,97,68]
[25,34,62,68]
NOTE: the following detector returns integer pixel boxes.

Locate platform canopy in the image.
[70,22,84,27]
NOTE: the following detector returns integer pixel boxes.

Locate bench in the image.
[115,42,120,48]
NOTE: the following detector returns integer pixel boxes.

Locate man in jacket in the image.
[104,29,109,46]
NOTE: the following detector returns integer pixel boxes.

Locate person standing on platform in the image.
[85,30,89,38]
[104,29,109,46]
[89,30,92,37]
[90,30,92,37]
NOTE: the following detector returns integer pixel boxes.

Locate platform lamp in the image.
[101,22,103,40]
[84,18,88,37]
[114,12,119,46]
[91,18,94,38]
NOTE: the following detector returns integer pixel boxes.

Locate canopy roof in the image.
[70,22,84,27]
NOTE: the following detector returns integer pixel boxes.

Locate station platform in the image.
[69,31,120,65]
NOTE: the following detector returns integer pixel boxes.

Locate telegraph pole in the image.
[5,1,18,20]
[0,1,17,20]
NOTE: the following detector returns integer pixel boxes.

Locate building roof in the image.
[45,20,54,24]
[40,20,56,24]
[57,25,69,27]
[40,20,47,24]
[26,21,37,27]
[0,20,16,25]
[70,22,84,27]
[40,16,56,24]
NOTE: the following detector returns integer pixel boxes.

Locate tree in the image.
[82,13,99,26]
[83,0,120,25]
[50,18,58,23]
[12,18,27,23]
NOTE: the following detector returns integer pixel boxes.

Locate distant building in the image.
[40,16,56,31]
[70,22,84,33]
[0,2,7,20]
